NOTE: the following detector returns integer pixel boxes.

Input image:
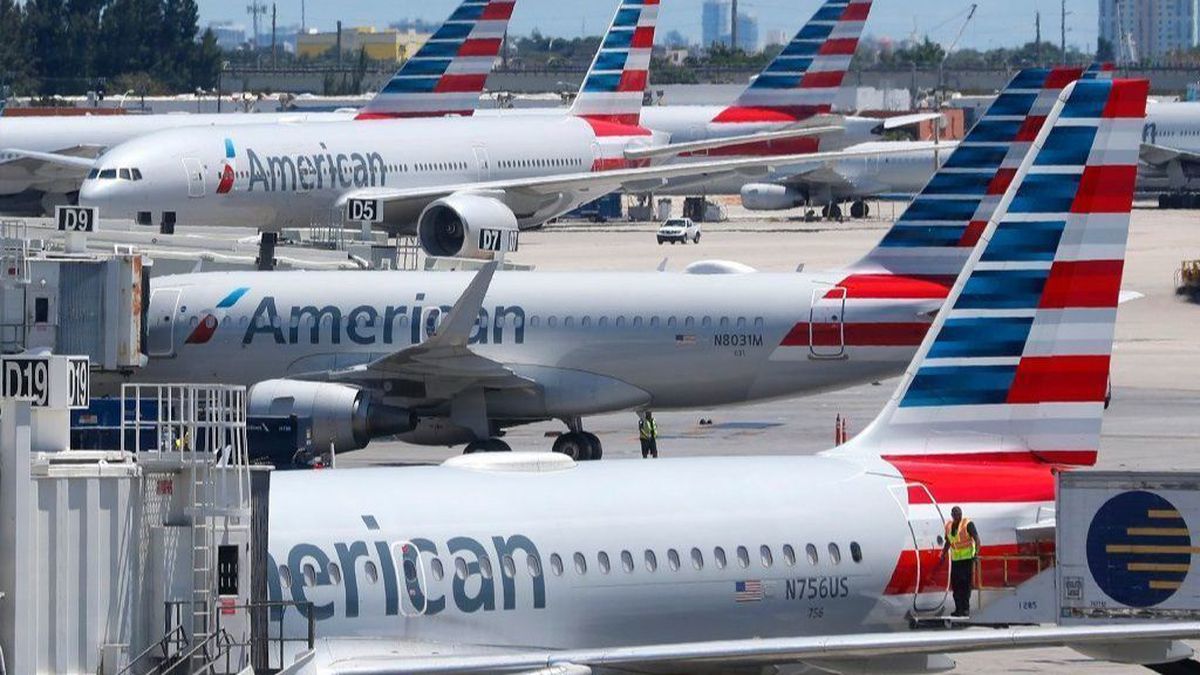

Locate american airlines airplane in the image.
[0,0,517,214]
[99,67,1088,459]
[1138,101,1200,191]
[262,78,1200,674]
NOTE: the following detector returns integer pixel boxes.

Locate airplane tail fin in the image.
[846,67,1087,282]
[829,77,1148,467]
[713,0,870,124]
[355,0,515,119]
[567,0,659,127]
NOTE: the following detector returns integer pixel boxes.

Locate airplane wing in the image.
[882,112,944,130]
[0,147,98,180]
[1140,141,1200,167]
[311,622,1200,674]
[336,144,922,230]
[296,262,534,398]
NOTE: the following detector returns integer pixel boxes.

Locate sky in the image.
[200,0,1101,53]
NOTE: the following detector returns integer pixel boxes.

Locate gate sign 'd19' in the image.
[0,355,90,408]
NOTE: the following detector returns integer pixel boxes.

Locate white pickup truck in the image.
[656,217,701,245]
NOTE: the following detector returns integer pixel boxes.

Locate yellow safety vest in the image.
[946,518,977,561]
[639,418,657,440]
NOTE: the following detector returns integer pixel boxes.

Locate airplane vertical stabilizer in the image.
[568,0,659,127]
[712,0,871,124]
[829,78,1148,467]
[355,0,516,119]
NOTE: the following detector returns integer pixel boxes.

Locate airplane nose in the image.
[79,179,132,219]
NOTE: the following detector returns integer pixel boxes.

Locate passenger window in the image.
[754,317,764,329]
[402,558,417,585]
[632,316,643,328]
[736,546,750,568]
[783,544,796,566]
[850,541,863,563]
[598,551,611,574]
[684,317,694,328]
[278,565,291,589]
[719,317,730,328]
[702,316,712,328]
[303,563,317,587]
[574,552,587,575]
[430,558,444,581]
[530,316,540,327]
[550,553,564,576]
[581,316,591,327]
[650,316,660,328]
[806,544,819,565]
[598,316,608,328]
[760,545,773,567]
[828,543,842,565]
[502,555,516,578]
[644,550,658,572]
[564,316,574,328]
[736,317,746,329]
[364,560,379,584]
[616,316,625,328]
[621,550,635,573]
[667,317,676,328]
[714,547,727,569]
[455,557,468,580]
[328,562,342,585]
[548,316,558,328]
[691,547,704,570]
[527,554,543,577]
[667,549,680,571]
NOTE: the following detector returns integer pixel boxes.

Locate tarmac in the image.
[23,200,1200,672]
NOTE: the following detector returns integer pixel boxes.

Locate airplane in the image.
[95,67,1090,459]
[261,77,1194,674]
[1137,100,1200,192]
[0,0,517,214]
[76,0,918,244]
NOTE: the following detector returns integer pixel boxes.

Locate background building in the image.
[207,22,247,50]
[1099,0,1200,61]
[735,12,760,52]
[702,0,731,47]
[296,26,429,63]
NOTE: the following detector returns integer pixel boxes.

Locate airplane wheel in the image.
[485,438,512,452]
[828,204,843,221]
[804,209,818,222]
[463,440,487,454]
[552,433,588,460]
[580,432,603,460]
[850,200,869,219]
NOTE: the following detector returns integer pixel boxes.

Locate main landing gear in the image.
[552,417,603,460]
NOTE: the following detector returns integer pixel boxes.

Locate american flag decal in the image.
[735,580,764,602]
[675,334,697,346]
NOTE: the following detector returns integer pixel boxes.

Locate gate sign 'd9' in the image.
[56,205,98,232]
[1,355,90,408]
[347,199,382,223]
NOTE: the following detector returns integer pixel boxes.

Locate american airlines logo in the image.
[231,143,389,194]
[242,296,526,346]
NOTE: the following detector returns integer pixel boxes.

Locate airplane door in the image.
[888,483,950,615]
[808,286,846,358]
[182,157,205,198]
[146,288,181,357]
[473,146,491,182]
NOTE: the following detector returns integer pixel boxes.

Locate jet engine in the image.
[740,183,805,211]
[247,379,416,452]
[417,193,519,259]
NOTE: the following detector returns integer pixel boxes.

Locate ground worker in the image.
[940,505,981,618]
[638,412,658,458]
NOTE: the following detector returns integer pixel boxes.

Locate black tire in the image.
[463,440,487,454]
[829,204,843,221]
[850,201,868,219]
[657,238,664,245]
[485,438,512,452]
[580,432,603,460]
[693,233,700,243]
[552,433,587,460]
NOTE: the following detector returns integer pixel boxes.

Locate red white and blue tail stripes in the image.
[355,0,515,119]
[714,0,870,124]
[837,78,1148,467]
[569,0,658,127]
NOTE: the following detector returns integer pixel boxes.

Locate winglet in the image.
[355,0,515,120]
[427,261,499,348]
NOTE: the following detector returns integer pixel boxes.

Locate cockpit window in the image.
[131,168,143,181]
[98,168,116,179]
[119,168,131,180]
[86,169,99,180]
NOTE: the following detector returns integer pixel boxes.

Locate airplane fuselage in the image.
[267,453,1051,654]
[109,269,939,438]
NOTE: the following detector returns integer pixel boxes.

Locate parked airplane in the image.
[0,0,516,214]
[264,78,1190,674]
[100,68,1087,458]
[76,0,908,244]
[1138,101,1200,192]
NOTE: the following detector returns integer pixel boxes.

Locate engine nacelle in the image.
[417,194,520,259]
[740,183,805,211]
[247,379,416,452]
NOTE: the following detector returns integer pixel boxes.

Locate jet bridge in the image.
[0,218,145,371]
